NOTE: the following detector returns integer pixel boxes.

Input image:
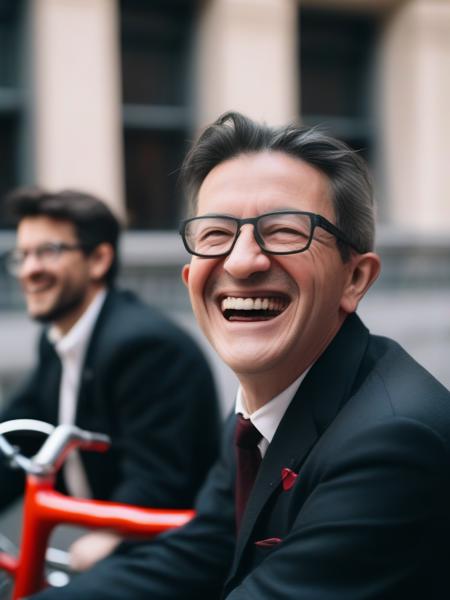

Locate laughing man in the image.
[32,113,450,599]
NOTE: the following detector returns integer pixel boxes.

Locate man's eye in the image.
[264,226,308,239]
[199,229,233,241]
[36,245,58,259]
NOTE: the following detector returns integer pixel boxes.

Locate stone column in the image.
[380,0,450,232]
[195,0,299,128]
[30,0,125,219]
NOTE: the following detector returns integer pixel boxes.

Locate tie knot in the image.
[235,414,262,449]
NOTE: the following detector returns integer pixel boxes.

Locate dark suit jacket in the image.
[0,288,220,510]
[31,313,450,599]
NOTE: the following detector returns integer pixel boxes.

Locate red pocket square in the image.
[254,537,282,548]
[281,467,298,491]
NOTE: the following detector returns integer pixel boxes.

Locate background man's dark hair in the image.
[6,187,121,285]
[181,111,376,261]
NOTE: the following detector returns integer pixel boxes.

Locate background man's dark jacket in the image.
[32,313,450,599]
[0,289,220,509]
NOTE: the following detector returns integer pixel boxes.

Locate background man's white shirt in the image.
[48,289,107,497]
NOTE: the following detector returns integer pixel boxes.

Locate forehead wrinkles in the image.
[195,152,335,220]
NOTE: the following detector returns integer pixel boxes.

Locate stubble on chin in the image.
[27,290,85,327]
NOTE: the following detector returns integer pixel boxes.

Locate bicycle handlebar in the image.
[0,419,111,476]
[0,419,55,437]
[0,420,194,599]
[34,424,110,474]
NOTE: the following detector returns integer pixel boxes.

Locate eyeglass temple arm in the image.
[314,215,360,252]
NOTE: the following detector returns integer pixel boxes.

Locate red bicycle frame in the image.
[0,421,194,599]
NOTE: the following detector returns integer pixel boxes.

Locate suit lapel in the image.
[41,339,63,423]
[229,313,370,580]
[74,290,115,422]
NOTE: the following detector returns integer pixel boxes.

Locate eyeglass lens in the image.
[5,243,70,275]
[184,212,313,256]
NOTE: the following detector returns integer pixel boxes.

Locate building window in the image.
[0,0,24,226]
[299,9,378,162]
[120,0,194,230]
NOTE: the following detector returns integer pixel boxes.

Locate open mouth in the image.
[221,296,289,321]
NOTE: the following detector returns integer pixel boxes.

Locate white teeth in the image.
[221,296,287,312]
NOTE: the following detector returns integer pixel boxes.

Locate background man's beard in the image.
[31,291,85,325]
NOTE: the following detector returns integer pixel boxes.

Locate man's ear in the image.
[181,263,190,287]
[88,243,114,282]
[340,252,381,314]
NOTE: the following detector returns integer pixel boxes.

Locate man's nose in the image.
[223,225,271,279]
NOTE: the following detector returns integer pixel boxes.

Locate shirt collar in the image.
[48,288,107,359]
[235,368,310,445]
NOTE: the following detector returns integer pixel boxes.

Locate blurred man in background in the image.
[0,188,219,571]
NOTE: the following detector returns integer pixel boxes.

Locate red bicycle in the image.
[0,419,194,599]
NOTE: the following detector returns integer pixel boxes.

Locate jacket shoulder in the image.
[90,289,209,364]
[347,333,450,445]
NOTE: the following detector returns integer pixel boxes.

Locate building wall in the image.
[2,0,449,231]
[0,0,449,411]
[23,0,450,233]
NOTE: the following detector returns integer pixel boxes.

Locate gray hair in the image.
[181,111,375,261]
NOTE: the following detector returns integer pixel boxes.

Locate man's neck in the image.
[239,316,347,413]
[52,286,107,339]
[239,367,307,414]
[53,285,107,336]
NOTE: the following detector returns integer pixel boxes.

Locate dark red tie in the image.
[235,414,262,530]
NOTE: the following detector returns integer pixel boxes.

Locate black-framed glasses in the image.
[179,210,360,258]
[4,242,86,277]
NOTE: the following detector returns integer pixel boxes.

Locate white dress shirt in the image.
[235,368,310,458]
[48,289,107,498]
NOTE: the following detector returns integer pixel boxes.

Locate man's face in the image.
[16,216,99,332]
[182,151,362,399]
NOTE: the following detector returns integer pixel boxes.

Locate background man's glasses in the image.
[179,210,360,258]
[4,242,85,277]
